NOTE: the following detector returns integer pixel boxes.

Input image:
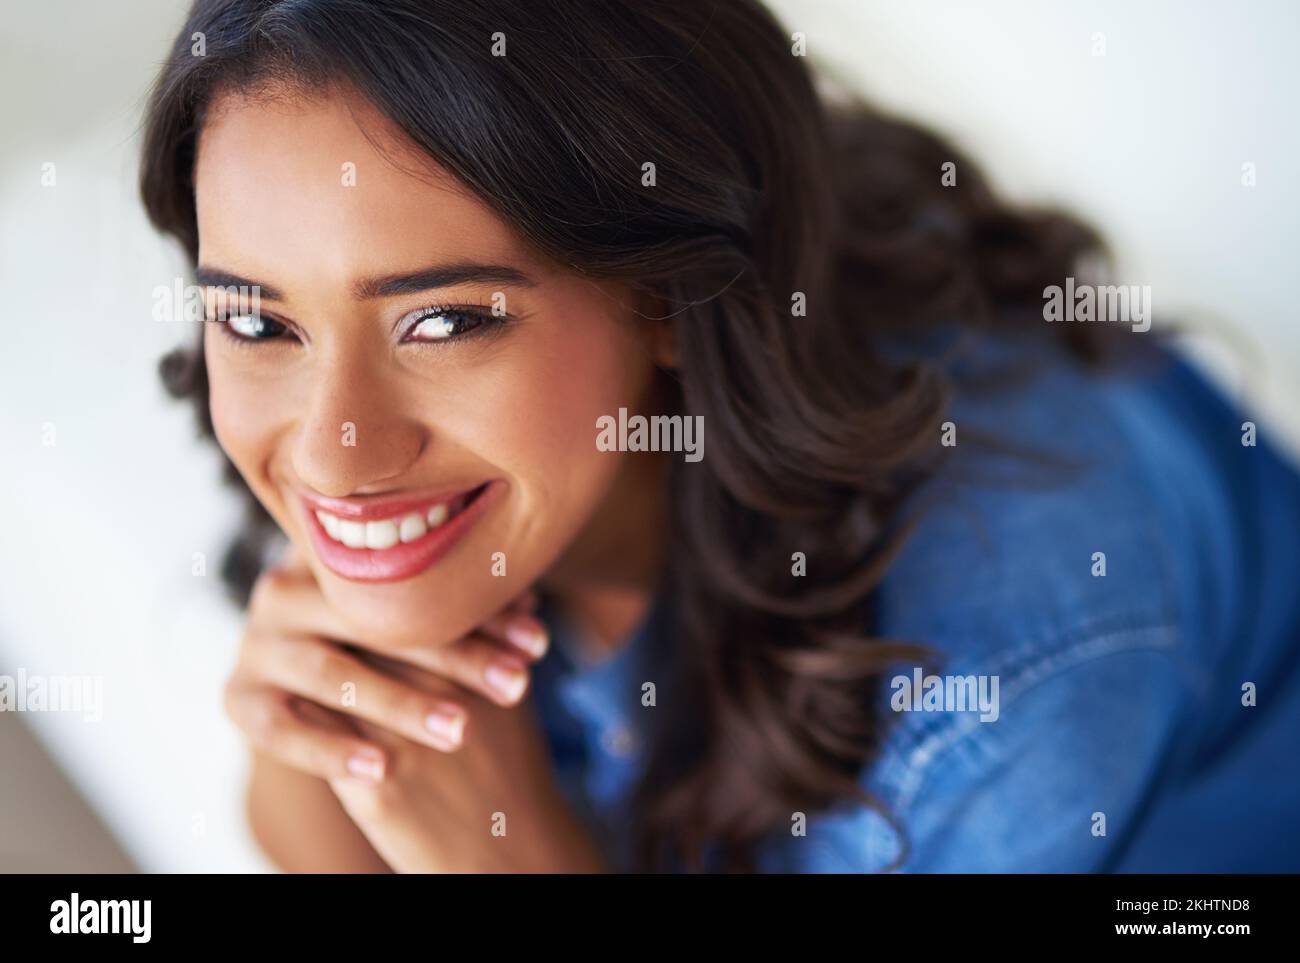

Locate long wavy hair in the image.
[141,0,1109,871]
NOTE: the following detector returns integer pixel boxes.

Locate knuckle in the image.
[242,695,285,746]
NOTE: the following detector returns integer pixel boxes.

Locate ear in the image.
[637,292,678,368]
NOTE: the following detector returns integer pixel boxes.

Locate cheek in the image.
[474,307,650,515]
[205,341,297,515]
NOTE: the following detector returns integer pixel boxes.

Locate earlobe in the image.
[636,293,677,368]
[651,318,678,369]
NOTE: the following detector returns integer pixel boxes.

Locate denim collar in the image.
[540,593,667,763]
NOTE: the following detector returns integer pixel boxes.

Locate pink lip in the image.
[300,481,500,583]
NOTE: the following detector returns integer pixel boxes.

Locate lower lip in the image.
[303,482,501,583]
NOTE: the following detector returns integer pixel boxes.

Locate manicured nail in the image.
[506,619,548,658]
[425,708,465,746]
[485,660,528,703]
[346,751,385,782]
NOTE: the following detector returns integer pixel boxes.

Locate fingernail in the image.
[506,619,548,658]
[425,708,465,746]
[485,660,528,703]
[346,752,385,782]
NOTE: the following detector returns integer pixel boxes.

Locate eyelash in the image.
[207,303,510,349]
[397,303,510,345]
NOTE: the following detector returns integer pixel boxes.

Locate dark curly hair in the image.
[142,0,1111,871]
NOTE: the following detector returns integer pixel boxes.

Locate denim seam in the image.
[889,622,1179,813]
[873,608,1177,766]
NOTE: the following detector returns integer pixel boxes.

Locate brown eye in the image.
[401,305,499,343]
[216,312,290,341]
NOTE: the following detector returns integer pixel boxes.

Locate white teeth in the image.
[399,513,427,543]
[315,498,466,548]
[365,519,400,550]
[315,510,340,540]
[338,520,366,548]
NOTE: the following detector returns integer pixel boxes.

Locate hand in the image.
[223,548,549,781]
[224,549,605,872]
[329,663,607,873]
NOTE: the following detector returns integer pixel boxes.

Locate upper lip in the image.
[298,484,486,522]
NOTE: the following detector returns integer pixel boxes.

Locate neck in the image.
[540,451,668,656]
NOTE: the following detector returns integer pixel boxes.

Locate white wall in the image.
[766,0,1300,451]
[1,1,271,871]
[1,0,1296,872]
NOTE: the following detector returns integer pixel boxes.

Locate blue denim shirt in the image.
[531,332,1300,872]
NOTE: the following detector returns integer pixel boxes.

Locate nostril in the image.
[291,414,427,500]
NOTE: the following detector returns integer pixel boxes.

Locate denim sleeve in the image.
[876,624,1184,872]
[753,347,1232,873]
[751,341,1300,873]
[754,621,1184,873]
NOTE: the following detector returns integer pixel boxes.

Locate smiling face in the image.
[193,85,667,650]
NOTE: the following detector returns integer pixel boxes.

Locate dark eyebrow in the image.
[194,263,536,302]
[353,263,536,299]
[195,267,283,301]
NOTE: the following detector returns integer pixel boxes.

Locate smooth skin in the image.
[198,84,671,871]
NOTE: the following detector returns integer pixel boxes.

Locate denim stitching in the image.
[888,621,1179,812]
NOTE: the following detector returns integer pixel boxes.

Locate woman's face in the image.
[193,87,663,650]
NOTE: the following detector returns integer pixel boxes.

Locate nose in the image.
[291,352,426,498]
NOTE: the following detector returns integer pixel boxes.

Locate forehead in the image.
[193,86,537,283]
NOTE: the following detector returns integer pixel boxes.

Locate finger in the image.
[293,693,359,734]
[477,609,549,660]
[224,684,389,783]
[251,634,469,752]
[385,634,533,707]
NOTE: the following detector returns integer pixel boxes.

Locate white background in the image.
[1,0,1297,872]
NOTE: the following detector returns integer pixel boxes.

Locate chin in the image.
[314,563,510,652]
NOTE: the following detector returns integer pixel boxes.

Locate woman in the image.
[141,0,1300,872]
